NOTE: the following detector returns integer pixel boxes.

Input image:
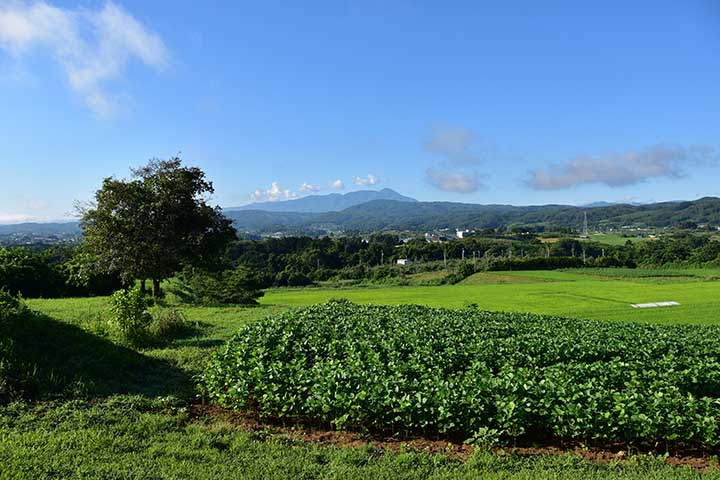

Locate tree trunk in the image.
[152,278,161,298]
[140,279,146,295]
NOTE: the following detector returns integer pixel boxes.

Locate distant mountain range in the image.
[3,195,720,238]
[226,196,720,232]
[0,222,81,236]
[227,188,417,213]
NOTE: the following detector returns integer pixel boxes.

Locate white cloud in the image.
[0,213,34,223]
[425,126,483,165]
[299,182,320,194]
[353,174,378,187]
[250,182,297,202]
[528,145,719,190]
[426,169,483,193]
[0,1,168,117]
[329,179,345,190]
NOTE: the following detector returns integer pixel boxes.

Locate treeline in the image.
[3,231,720,296]
[224,232,720,287]
[0,246,122,298]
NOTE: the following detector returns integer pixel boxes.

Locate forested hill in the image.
[227,197,720,232]
[3,197,719,238]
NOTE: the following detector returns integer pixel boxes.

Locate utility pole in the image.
[462,248,465,261]
[380,250,384,265]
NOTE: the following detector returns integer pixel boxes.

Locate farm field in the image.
[5,268,720,478]
[261,269,720,325]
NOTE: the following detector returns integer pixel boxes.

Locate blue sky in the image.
[1,0,719,222]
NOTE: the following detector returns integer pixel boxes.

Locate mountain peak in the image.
[226,188,417,213]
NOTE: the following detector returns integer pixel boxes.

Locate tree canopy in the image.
[81,157,236,296]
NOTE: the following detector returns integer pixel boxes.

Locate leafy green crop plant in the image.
[201,300,720,448]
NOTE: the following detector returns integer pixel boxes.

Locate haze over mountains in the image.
[227,188,417,213]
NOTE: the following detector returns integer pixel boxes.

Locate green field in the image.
[4,269,720,478]
[261,269,720,325]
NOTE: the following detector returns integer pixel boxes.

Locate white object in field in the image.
[631,301,680,309]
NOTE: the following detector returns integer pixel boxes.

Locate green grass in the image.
[261,269,720,325]
[1,399,715,479]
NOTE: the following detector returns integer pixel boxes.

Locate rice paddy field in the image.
[261,268,720,325]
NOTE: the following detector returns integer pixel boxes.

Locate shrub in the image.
[148,308,193,340]
[487,256,583,271]
[169,267,264,305]
[108,287,152,345]
[202,301,720,448]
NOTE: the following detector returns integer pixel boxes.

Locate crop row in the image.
[201,300,720,446]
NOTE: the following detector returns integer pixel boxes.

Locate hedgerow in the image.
[201,300,720,447]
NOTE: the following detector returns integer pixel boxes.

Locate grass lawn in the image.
[261,269,720,325]
[4,270,720,478]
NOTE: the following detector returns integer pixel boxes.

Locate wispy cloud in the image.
[299,182,320,194]
[528,145,719,190]
[424,126,487,193]
[0,212,35,224]
[250,182,297,202]
[426,169,483,193]
[0,1,168,117]
[425,126,484,165]
[329,179,345,190]
[353,174,378,187]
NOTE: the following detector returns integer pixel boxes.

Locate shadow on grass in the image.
[4,311,192,401]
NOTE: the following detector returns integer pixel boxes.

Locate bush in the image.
[202,301,720,448]
[108,287,152,346]
[487,256,584,271]
[169,267,264,305]
[148,308,192,340]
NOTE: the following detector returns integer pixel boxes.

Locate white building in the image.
[396,258,411,266]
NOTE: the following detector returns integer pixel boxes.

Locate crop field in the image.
[4,268,720,478]
[204,301,720,447]
[261,269,720,325]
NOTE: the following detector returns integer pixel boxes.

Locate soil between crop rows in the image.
[189,403,719,471]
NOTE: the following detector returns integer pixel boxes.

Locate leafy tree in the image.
[81,157,236,296]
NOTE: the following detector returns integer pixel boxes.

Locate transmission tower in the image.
[581,211,589,238]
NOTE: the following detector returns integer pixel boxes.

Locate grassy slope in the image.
[261,270,720,325]
[5,272,720,478]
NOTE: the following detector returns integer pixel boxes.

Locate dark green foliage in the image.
[109,287,153,346]
[202,301,720,448]
[0,246,122,298]
[169,267,264,305]
[81,157,236,296]
[487,256,584,271]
